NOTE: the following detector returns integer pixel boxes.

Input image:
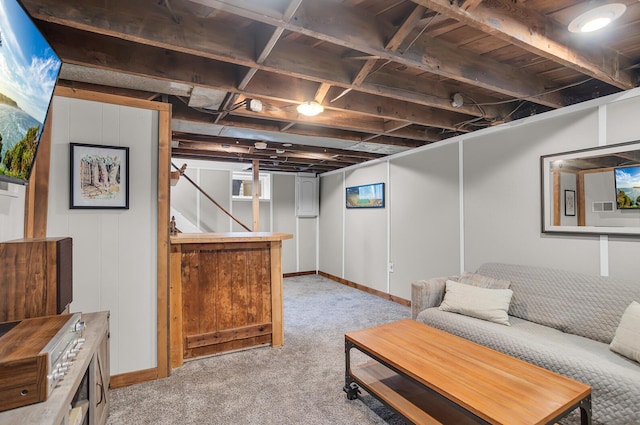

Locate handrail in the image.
[171,162,252,232]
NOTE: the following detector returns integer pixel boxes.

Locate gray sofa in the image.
[411,262,640,425]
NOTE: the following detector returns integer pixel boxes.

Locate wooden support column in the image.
[270,240,284,347]
[253,159,260,231]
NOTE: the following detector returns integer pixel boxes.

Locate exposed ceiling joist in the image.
[412,0,638,90]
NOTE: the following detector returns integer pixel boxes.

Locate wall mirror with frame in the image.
[541,140,640,236]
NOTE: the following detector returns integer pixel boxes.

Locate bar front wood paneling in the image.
[170,232,292,368]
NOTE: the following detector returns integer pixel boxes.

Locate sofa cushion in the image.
[416,308,640,424]
[459,271,511,289]
[610,301,640,363]
[475,263,640,344]
[439,280,513,326]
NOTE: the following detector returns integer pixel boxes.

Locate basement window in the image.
[232,172,271,200]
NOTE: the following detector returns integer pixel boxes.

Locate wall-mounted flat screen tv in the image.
[0,0,61,185]
[614,165,640,209]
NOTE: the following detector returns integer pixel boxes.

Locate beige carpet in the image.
[106,274,411,424]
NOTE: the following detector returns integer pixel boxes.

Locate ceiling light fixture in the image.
[246,98,263,112]
[451,93,464,108]
[568,3,626,33]
[254,141,267,149]
[297,101,324,116]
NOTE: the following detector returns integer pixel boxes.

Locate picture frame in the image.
[70,143,129,209]
[564,189,575,216]
[346,182,385,209]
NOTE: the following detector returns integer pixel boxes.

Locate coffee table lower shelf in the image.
[348,360,480,424]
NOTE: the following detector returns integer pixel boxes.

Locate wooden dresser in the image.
[170,232,293,367]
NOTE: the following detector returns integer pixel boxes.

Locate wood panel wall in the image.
[180,242,273,359]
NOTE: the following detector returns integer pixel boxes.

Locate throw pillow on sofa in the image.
[459,271,511,289]
[439,280,513,326]
[610,300,640,363]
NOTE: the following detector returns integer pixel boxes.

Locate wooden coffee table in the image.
[344,319,591,425]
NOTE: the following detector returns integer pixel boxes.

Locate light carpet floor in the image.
[107,274,411,425]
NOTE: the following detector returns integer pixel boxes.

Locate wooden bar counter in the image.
[170,232,293,368]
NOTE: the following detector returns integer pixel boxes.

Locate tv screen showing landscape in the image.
[0,0,61,185]
[614,165,640,209]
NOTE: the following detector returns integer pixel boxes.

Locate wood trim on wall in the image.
[110,368,160,389]
[318,271,410,307]
[552,170,561,226]
[24,109,53,238]
[47,86,172,384]
[283,271,317,278]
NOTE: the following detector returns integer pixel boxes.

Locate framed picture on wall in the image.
[70,143,129,209]
[346,182,385,208]
[564,189,575,216]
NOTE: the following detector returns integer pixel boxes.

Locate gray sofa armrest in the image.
[411,277,451,319]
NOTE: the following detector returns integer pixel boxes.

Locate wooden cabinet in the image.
[170,232,293,367]
[0,311,110,425]
[0,237,73,322]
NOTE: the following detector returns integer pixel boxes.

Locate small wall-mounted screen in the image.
[0,0,61,185]
[614,165,640,209]
[346,182,385,209]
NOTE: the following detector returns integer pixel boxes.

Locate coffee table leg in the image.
[579,395,592,425]
[343,339,361,400]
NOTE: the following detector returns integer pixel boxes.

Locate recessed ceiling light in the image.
[568,3,626,33]
[282,143,292,147]
[297,101,324,116]
[276,149,285,154]
[270,155,278,159]
[254,141,267,149]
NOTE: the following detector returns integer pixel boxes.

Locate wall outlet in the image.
[388,262,394,273]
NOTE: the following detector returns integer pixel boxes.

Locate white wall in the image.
[319,88,640,299]
[318,172,344,277]
[47,96,159,376]
[344,162,388,293]
[389,144,460,300]
[0,184,25,242]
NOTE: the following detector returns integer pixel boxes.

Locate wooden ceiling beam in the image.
[32,7,502,119]
[26,0,561,112]
[325,89,470,132]
[171,149,340,172]
[352,4,426,87]
[230,106,436,144]
[172,137,382,163]
[172,153,336,173]
[411,0,638,90]
[240,0,302,89]
[174,141,365,165]
[170,136,384,160]
[171,102,420,151]
[188,0,568,107]
[172,147,356,168]
[40,23,460,138]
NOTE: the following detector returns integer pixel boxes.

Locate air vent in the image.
[592,201,615,212]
